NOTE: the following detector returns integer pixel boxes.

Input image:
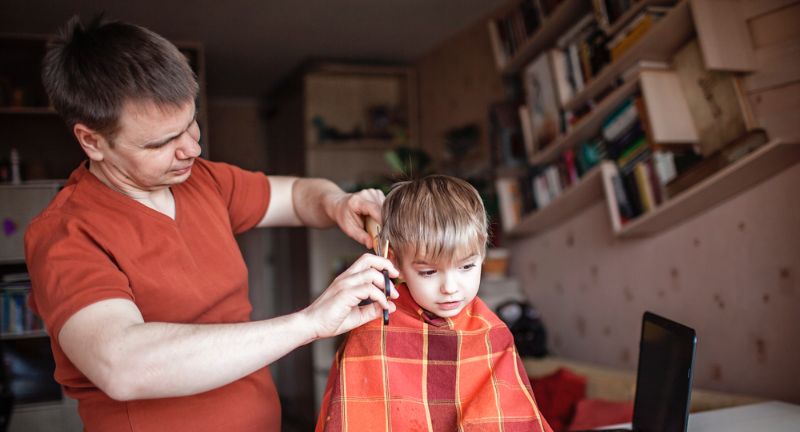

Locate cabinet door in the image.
[0,184,60,263]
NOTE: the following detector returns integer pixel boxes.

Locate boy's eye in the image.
[418,270,436,277]
[461,263,476,271]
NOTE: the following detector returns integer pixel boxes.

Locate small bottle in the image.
[10,148,21,184]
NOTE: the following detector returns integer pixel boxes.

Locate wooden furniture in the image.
[0,34,210,180]
[264,61,418,424]
[488,0,800,240]
[0,33,209,432]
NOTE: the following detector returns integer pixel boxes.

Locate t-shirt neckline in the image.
[76,161,182,225]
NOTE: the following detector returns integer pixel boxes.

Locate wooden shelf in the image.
[564,0,695,112]
[309,138,399,151]
[617,140,800,237]
[602,0,676,36]
[531,76,640,165]
[507,162,611,238]
[500,0,593,76]
[0,106,57,115]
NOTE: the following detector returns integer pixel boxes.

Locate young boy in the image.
[316,175,552,432]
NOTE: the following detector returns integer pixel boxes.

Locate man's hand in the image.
[301,253,399,339]
[325,188,385,249]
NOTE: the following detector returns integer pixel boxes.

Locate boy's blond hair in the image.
[380,175,488,264]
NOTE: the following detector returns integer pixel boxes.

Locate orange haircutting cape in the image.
[316,283,553,432]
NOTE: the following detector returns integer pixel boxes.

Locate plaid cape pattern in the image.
[316,283,553,432]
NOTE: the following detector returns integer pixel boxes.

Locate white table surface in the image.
[597,401,800,431]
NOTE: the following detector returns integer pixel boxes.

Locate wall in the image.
[416,18,506,173]
[207,98,276,321]
[508,1,800,403]
[416,0,800,403]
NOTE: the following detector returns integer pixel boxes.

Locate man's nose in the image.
[176,132,201,159]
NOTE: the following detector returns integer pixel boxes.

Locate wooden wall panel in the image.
[415,19,505,173]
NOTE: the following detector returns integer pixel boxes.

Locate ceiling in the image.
[1,0,505,98]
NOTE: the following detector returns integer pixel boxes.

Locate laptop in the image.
[592,311,698,432]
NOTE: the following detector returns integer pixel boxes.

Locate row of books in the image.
[488,0,565,69]
[601,93,708,224]
[1,281,44,335]
[495,140,606,232]
[515,4,674,159]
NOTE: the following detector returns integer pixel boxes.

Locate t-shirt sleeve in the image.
[25,215,134,344]
[197,159,271,234]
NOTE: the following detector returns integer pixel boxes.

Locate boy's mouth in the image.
[437,300,463,311]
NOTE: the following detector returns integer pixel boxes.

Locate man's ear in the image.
[73,123,107,162]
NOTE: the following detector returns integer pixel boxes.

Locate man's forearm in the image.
[291,177,345,228]
[98,310,316,400]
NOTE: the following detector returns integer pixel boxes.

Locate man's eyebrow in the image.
[143,110,198,148]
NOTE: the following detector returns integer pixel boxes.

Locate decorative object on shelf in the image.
[672,39,750,157]
[483,247,510,279]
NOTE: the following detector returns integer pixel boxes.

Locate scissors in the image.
[364,217,390,325]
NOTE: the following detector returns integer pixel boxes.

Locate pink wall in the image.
[509,164,800,403]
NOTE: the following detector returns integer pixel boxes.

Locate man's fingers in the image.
[343,253,399,278]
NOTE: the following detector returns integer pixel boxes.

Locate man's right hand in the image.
[301,253,400,339]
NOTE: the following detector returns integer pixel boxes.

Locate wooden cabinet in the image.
[0,33,209,432]
[265,62,417,424]
[0,34,210,182]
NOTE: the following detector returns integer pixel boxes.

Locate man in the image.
[24,15,398,431]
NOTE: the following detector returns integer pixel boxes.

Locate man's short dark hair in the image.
[42,15,199,139]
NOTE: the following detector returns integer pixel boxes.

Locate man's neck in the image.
[88,160,176,219]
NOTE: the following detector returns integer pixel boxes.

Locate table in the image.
[598,401,800,431]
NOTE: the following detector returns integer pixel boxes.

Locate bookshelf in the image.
[495,0,592,75]
[507,161,612,238]
[265,61,418,424]
[610,139,800,237]
[487,0,798,241]
[563,0,695,112]
[531,76,640,164]
[0,33,209,432]
[0,34,211,181]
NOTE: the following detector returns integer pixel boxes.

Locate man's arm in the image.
[58,253,399,401]
[258,176,384,249]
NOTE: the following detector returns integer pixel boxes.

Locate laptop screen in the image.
[632,312,697,432]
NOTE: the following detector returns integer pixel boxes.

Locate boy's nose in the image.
[440,278,458,295]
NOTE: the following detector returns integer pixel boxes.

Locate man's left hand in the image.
[327,188,385,250]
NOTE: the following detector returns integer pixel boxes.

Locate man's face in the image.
[397,251,484,318]
[96,100,201,191]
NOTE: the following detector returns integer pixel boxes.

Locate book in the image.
[496,177,523,231]
[609,13,655,60]
[634,161,655,212]
[602,98,638,142]
[522,53,562,152]
[488,21,508,69]
[490,102,528,167]
[518,105,535,159]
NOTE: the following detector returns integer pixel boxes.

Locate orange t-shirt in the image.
[24,158,280,431]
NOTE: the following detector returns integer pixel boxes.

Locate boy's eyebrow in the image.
[411,254,479,265]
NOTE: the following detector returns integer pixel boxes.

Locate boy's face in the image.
[397,251,484,318]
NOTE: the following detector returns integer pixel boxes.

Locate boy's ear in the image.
[387,247,402,275]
